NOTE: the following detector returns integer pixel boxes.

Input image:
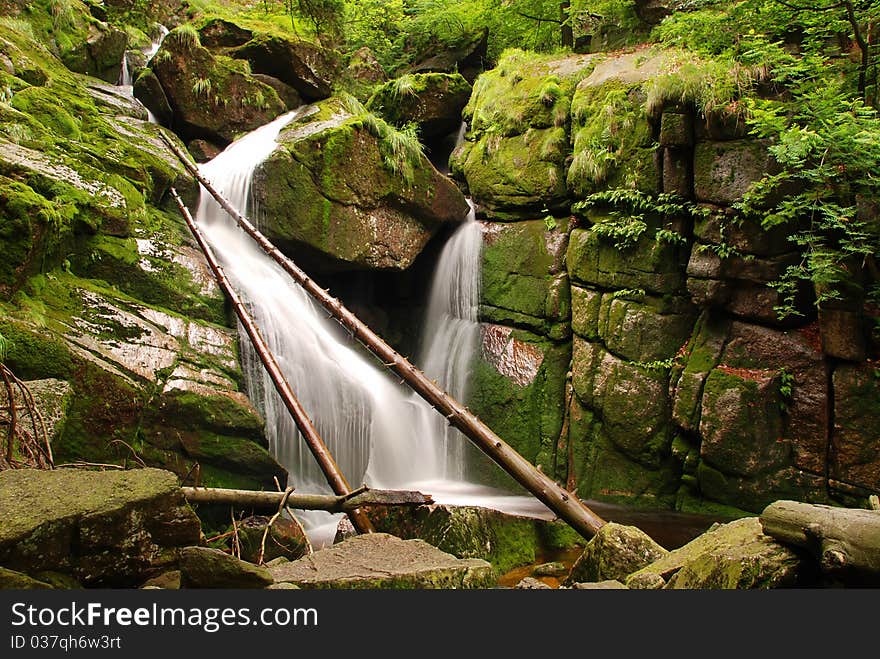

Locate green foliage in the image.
[777,367,795,412]
[0,330,7,362]
[591,215,648,248]
[192,77,213,99]
[738,85,880,318]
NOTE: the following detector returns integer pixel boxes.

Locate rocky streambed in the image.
[1,467,876,590]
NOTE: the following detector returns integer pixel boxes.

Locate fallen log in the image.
[182,486,433,514]
[760,500,880,577]
[169,188,374,535]
[160,131,606,541]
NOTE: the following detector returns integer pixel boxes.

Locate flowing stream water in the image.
[117,26,169,123]
[194,111,549,545]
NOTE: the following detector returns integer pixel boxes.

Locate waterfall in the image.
[117,53,132,87]
[117,25,169,122]
[411,203,481,482]
[193,115,550,544]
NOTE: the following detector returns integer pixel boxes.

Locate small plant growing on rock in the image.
[166,24,201,51]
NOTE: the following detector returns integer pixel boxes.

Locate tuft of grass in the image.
[644,58,758,119]
[50,0,75,30]
[342,94,425,185]
[166,24,201,51]
[192,77,212,99]
[0,18,35,40]
[390,75,418,99]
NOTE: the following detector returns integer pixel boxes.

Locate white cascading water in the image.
[410,202,481,482]
[194,114,551,544]
[117,26,169,123]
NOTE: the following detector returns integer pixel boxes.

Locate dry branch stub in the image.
[161,132,606,540]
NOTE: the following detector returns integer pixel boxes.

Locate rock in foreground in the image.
[0,468,200,587]
[270,533,496,589]
[626,517,802,589]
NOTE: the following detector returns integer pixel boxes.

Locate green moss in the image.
[0,318,73,380]
[568,80,659,197]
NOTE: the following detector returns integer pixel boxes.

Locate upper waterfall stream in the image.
[194,111,551,544]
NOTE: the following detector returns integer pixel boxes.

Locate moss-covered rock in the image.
[148,26,286,145]
[568,74,659,197]
[468,324,569,473]
[231,32,339,101]
[831,364,880,492]
[699,368,788,477]
[252,98,469,272]
[626,517,803,589]
[179,546,274,588]
[338,47,387,103]
[452,50,596,216]
[364,504,581,574]
[693,139,775,205]
[567,227,686,295]
[480,218,570,338]
[368,72,471,139]
[0,468,200,587]
[597,293,696,363]
[565,522,667,584]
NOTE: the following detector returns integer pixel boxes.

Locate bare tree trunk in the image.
[161,132,607,540]
[182,485,432,513]
[561,2,574,49]
[169,188,374,535]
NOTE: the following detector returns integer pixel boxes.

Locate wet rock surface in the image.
[270,533,496,589]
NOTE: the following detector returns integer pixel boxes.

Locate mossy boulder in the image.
[338,47,387,102]
[567,227,687,295]
[626,517,803,589]
[231,32,339,101]
[367,73,472,139]
[270,533,496,589]
[252,98,469,272]
[407,26,488,83]
[596,292,696,363]
[693,140,776,205]
[698,368,788,478]
[565,401,680,508]
[452,50,597,216]
[235,515,311,564]
[568,55,665,197]
[179,547,274,588]
[148,27,286,145]
[480,218,570,338]
[364,504,581,574]
[571,338,672,468]
[0,567,53,589]
[0,468,200,587]
[132,68,172,125]
[565,522,667,584]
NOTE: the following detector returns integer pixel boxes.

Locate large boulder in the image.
[269,533,496,589]
[178,547,274,588]
[363,503,583,574]
[251,99,469,272]
[451,50,597,216]
[480,218,571,339]
[147,27,286,145]
[626,517,803,589]
[565,522,667,584]
[0,468,201,587]
[368,73,472,139]
[407,27,489,84]
[231,33,338,101]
